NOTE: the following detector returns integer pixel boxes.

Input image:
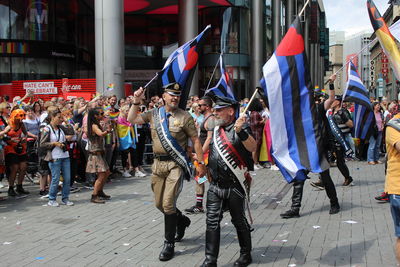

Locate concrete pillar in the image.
[272,0,281,49]
[179,0,198,97]
[285,0,294,30]
[95,0,125,98]
[251,0,264,91]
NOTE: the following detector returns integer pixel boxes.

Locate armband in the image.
[237,130,249,141]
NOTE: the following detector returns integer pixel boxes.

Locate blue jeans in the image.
[367,131,382,162]
[48,158,71,201]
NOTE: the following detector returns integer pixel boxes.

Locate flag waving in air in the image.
[343,61,373,110]
[205,54,236,100]
[159,25,211,109]
[367,0,400,79]
[260,17,329,183]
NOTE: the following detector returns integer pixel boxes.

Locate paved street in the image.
[0,161,395,267]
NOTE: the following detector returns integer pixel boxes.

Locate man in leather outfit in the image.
[201,96,256,267]
[280,74,341,219]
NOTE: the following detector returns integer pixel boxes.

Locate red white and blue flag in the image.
[205,54,236,100]
[260,17,329,183]
[159,25,211,109]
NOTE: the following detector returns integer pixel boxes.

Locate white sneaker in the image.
[135,170,146,177]
[270,165,280,171]
[61,200,74,206]
[253,164,261,170]
[122,170,132,177]
[0,182,4,189]
[47,200,59,207]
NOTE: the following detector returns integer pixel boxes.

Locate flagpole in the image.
[241,87,260,115]
[143,73,159,89]
[324,38,378,85]
[205,55,222,91]
[298,0,311,17]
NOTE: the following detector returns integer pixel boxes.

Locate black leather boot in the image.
[201,228,220,267]
[233,230,252,266]
[159,213,177,261]
[175,209,191,242]
[280,180,304,219]
[329,201,340,214]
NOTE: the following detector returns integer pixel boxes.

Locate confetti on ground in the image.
[224,222,229,225]
[343,220,358,224]
[278,231,290,237]
[16,221,21,225]
[288,264,297,267]
[152,219,156,222]
[272,239,287,242]
[261,254,266,257]
[84,230,90,233]
[3,242,12,245]
[35,257,44,260]
[42,204,47,207]
[123,243,130,246]
[313,225,321,229]
[122,227,128,230]
[276,201,282,204]
[271,197,278,200]
[177,250,185,253]
[143,202,151,205]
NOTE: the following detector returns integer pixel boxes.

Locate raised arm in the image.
[128,87,146,125]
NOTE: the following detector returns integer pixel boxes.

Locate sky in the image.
[324,0,390,37]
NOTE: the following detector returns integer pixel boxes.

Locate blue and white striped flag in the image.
[159,25,211,109]
[260,17,329,183]
[343,61,372,110]
[205,54,236,100]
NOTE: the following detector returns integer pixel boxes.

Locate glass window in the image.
[0,0,10,39]
[10,0,50,41]
[0,57,11,83]
[56,59,73,78]
[55,0,77,44]
[11,57,24,80]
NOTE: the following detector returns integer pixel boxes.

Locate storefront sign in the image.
[23,81,57,94]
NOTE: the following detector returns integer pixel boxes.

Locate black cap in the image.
[212,95,239,109]
[163,82,182,96]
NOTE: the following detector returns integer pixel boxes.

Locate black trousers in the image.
[206,183,250,232]
[120,147,138,169]
[333,145,351,179]
[136,128,146,166]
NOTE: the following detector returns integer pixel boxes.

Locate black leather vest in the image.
[208,122,254,185]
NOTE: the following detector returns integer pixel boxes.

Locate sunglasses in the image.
[198,104,208,107]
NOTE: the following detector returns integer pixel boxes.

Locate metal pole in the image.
[251,0,264,91]
[95,0,125,98]
[285,0,294,30]
[179,0,198,97]
[272,0,281,49]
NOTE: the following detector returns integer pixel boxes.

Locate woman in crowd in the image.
[368,102,384,165]
[33,101,42,118]
[86,107,111,203]
[23,106,40,140]
[117,105,145,177]
[73,99,87,127]
[248,98,265,170]
[2,109,29,196]
[39,109,73,206]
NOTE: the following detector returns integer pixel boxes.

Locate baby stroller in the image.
[26,138,39,183]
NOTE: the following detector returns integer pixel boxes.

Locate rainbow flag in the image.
[259,119,273,163]
[109,111,119,120]
[107,83,114,91]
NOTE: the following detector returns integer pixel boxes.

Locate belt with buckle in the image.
[154,154,172,161]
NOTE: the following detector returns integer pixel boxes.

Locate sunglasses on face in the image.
[198,104,207,107]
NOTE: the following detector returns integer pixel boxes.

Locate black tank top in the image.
[199,114,214,144]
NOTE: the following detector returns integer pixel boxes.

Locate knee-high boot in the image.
[159,213,177,261]
[201,228,220,267]
[233,230,252,266]
[175,209,191,242]
[280,180,304,218]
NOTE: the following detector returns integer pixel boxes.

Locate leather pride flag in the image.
[159,25,211,109]
[367,0,400,79]
[260,17,329,183]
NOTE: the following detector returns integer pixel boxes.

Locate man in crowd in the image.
[280,75,341,219]
[128,83,206,261]
[185,96,215,214]
[201,95,256,267]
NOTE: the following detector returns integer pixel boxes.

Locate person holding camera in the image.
[39,109,73,207]
[1,109,29,196]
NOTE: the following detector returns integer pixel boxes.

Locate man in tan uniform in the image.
[128,83,206,261]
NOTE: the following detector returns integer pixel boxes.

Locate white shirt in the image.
[48,125,69,159]
[40,112,48,123]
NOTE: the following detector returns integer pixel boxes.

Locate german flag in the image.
[367,0,400,79]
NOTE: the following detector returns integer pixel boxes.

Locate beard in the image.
[167,102,178,110]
